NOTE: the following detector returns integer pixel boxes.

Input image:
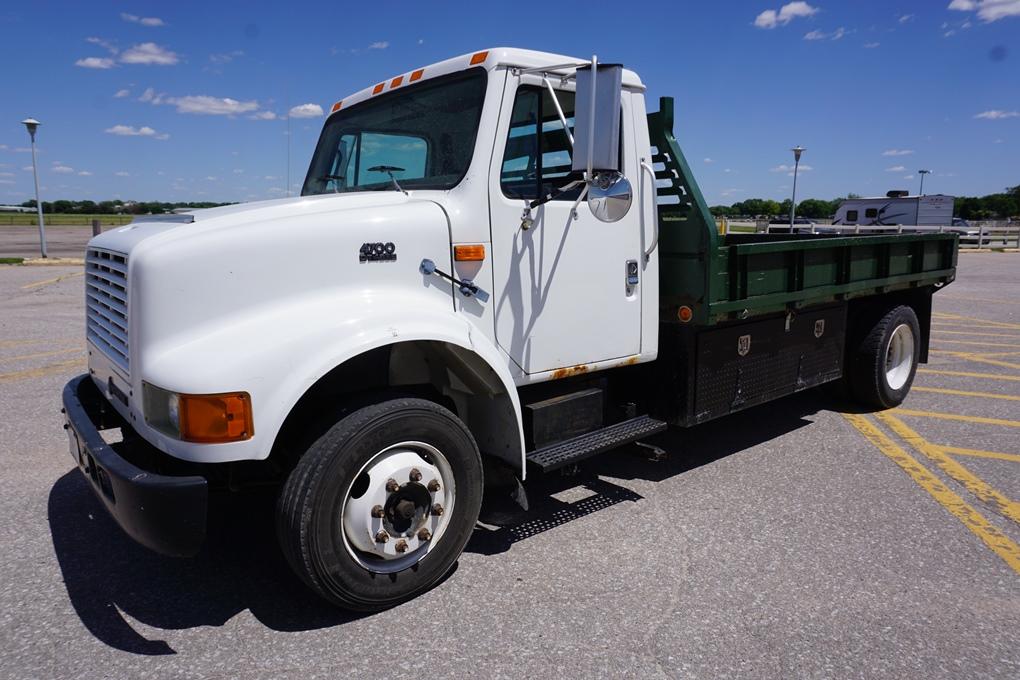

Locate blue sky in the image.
[0,0,1017,206]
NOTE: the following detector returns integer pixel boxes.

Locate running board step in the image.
[525,415,668,472]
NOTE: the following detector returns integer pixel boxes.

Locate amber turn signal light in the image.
[454,244,485,261]
[178,392,253,443]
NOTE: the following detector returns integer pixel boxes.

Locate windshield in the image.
[302,68,487,196]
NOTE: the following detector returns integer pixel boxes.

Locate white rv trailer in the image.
[832,192,954,227]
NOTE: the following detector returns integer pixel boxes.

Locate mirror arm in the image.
[585,54,598,182]
[542,77,573,148]
[528,179,585,210]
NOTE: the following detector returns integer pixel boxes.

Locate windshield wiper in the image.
[367,165,408,195]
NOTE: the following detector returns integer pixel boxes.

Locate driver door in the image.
[488,74,642,376]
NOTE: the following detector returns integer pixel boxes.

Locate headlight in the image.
[143,382,253,443]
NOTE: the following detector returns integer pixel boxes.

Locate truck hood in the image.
[88,192,434,254]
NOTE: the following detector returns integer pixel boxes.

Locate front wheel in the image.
[846,305,920,409]
[276,398,483,610]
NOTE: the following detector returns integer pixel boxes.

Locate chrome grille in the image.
[85,248,130,374]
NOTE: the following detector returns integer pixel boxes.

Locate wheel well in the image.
[847,287,933,362]
[269,340,522,476]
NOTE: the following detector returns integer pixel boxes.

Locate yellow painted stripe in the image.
[0,339,41,349]
[842,413,1020,575]
[929,350,1020,371]
[932,314,1020,331]
[912,385,1020,401]
[933,329,1020,339]
[940,295,1020,306]
[20,270,83,290]
[943,446,1020,464]
[917,368,1020,382]
[932,339,1020,349]
[877,413,1020,525]
[895,408,1020,428]
[0,358,84,383]
[0,347,83,364]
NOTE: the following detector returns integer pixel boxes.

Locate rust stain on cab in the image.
[551,364,590,380]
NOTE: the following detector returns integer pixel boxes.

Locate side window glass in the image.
[865,208,878,218]
[500,86,584,201]
[846,210,859,222]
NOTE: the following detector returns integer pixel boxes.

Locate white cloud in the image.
[121,13,165,27]
[899,14,914,23]
[249,110,278,120]
[0,172,14,177]
[804,29,826,39]
[120,43,178,66]
[210,50,244,64]
[52,165,74,174]
[903,175,915,180]
[804,26,848,40]
[949,0,1020,21]
[289,103,324,118]
[77,170,92,176]
[885,165,907,172]
[23,166,34,172]
[114,89,130,98]
[720,188,743,198]
[368,41,389,49]
[974,109,1019,119]
[704,157,714,163]
[863,42,880,48]
[205,176,218,181]
[105,124,169,139]
[86,36,118,54]
[882,149,914,156]
[114,171,130,177]
[233,169,244,174]
[770,164,813,172]
[168,95,259,115]
[754,2,819,29]
[76,57,116,69]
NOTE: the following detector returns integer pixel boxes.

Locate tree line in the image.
[18,199,233,214]
[709,185,1019,220]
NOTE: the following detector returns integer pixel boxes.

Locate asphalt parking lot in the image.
[1,253,1018,679]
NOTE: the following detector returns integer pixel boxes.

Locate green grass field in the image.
[0,214,134,226]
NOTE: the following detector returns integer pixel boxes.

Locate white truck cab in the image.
[62,48,956,610]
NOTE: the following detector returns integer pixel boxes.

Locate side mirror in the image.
[572,62,623,175]
[587,172,632,223]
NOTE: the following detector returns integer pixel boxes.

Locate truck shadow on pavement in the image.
[47,390,828,655]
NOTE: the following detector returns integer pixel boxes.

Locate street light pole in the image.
[790,146,805,230]
[918,169,930,196]
[21,118,47,258]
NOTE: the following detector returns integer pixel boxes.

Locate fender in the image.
[139,285,526,473]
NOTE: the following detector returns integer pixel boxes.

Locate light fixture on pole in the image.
[789,146,805,230]
[21,118,47,258]
[918,169,930,196]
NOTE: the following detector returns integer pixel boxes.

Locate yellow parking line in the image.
[940,295,1020,306]
[0,359,84,383]
[917,368,1020,382]
[932,339,1020,349]
[0,339,41,349]
[842,413,1020,575]
[911,386,1020,402]
[894,408,1020,428]
[877,413,1020,525]
[932,314,1020,331]
[20,271,83,290]
[933,329,1020,339]
[952,354,1020,371]
[942,446,1020,464]
[0,347,83,364]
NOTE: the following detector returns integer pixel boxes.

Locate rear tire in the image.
[846,305,920,409]
[276,398,483,611]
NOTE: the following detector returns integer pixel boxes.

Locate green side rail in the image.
[647,97,958,325]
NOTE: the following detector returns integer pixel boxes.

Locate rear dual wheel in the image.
[846,305,920,409]
[276,398,483,611]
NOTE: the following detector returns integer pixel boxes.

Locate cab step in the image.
[525,415,668,472]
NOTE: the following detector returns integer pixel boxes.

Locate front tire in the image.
[276,398,483,610]
[846,305,920,409]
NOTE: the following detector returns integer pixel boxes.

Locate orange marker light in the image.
[331,101,343,113]
[677,306,693,323]
[390,75,403,88]
[469,51,489,65]
[372,82,385,95]
[454,244,486,261]
[178,392,253,443]
[409,68,424,82]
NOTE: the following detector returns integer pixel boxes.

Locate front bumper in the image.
[61,374,208,557]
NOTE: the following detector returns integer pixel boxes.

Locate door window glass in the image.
[500,86,583,201]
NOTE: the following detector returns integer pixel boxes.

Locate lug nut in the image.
[371,505,384,518]
[427,479,441,492]
[432,503,445,517]
[385,478,400,493]
[394,539,409,553]
[417,528,432,542]
[374,530,389,543]
[409,468,422,482]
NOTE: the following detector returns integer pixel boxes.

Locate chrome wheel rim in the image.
[340,441,455,574]
[885,323,915,391]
